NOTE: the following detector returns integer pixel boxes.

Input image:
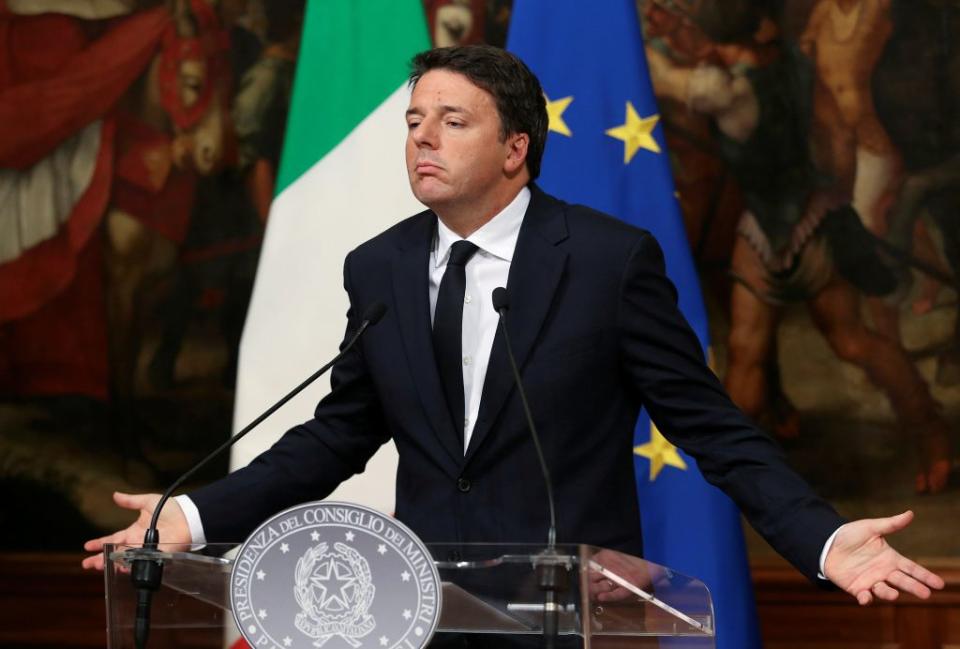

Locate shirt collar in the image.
[433,186,530,268]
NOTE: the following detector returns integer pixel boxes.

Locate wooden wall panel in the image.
[0,553,106,648]
[753,558,960,649]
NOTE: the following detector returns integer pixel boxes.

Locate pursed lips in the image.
[415,160,444,175]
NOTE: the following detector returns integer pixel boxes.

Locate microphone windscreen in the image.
[362,302,388,325]
[492,287,509,312]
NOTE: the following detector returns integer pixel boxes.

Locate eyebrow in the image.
[405,104,471,118]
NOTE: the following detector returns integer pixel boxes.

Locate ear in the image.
[503,132,530,174]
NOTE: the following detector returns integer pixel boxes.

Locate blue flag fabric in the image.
[507,2,761,647]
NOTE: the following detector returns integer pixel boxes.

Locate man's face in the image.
[405,69,516,212]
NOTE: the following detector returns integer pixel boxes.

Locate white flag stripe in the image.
[231,84,422,514]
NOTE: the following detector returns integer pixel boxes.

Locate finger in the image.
[597,587,631,603]
[899,560,946,590]
[871,581,900,602]
[83,538,103,552]
[81,554,105,571]
[869,510,914,536]
[887,570,932,600]
[87,529,137,553]
[592,579,616,596]
[82,531,122,552]
[588,570,607,583]
[856,589,873,606]
[113,491,152,511]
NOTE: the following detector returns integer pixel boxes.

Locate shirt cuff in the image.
[174,494,207,549]
[818,524,844,580]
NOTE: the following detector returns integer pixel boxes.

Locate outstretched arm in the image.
[615,232,945,602]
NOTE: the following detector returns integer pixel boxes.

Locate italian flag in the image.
[228,1,430,515]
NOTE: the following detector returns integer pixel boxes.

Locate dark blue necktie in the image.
[433,240,479,446]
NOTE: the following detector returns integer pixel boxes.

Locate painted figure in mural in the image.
[0,0,284,545]
[0,0,233,405]
[0,1,168,405]
[425,0,481,47]
[642,0,804,440]
[104,0,234,408]
[147,0,304,391]
[800,0,948,330]
[423,0,512,48]
[875,1,960,382]
[801,0,897,227]
[642,0,953,494]
[232,0,303,222]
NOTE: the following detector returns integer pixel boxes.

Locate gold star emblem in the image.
[634,423,687,481]
[605,101,661,163]
[545,93,574,137]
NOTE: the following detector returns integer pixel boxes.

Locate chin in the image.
[413,195,448,211]
[411,182,451,208]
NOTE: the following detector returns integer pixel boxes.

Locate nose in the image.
[411,116,439,149]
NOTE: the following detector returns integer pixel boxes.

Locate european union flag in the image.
[508,2,761,648]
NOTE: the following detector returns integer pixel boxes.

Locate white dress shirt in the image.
[429,186,529,452]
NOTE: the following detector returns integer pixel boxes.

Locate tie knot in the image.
[447,240,479,267]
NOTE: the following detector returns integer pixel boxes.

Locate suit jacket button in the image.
[457,477,471,492]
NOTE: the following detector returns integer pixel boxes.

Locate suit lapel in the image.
[465,187,569,463]
[391,213,464,470]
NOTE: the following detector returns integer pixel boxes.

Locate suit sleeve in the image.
[617,231,845,583]
[188,251,391,542]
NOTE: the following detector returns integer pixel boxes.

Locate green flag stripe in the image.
[276,0,430,194]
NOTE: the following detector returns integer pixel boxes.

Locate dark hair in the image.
[409,45,548,180]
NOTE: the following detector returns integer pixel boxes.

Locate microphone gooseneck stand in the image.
[492,287,566,649]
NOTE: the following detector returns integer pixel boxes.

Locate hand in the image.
[588,549,659,603]
[81,492,192,571]
[824,511,945,605]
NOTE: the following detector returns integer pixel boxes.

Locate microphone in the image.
[490,287,510,316]
[130,302,387,649]
[491,287,564,649]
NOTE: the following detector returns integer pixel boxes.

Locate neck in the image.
[435,181,528,238]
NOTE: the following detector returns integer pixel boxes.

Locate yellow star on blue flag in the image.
[634,423,687,480]
[545,93,574,137]
[605,101,661,163]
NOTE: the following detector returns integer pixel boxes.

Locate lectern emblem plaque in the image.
[230,502,441,649]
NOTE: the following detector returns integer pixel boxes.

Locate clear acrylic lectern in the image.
[104,543,714,648]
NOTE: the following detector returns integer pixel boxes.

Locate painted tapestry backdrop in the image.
[0,0,304,549]
[0,0,957,558]
[637,0,960,558]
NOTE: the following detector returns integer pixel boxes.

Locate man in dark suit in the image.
[85,45,943,607]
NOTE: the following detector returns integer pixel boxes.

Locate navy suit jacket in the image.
[190,186,844,582]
